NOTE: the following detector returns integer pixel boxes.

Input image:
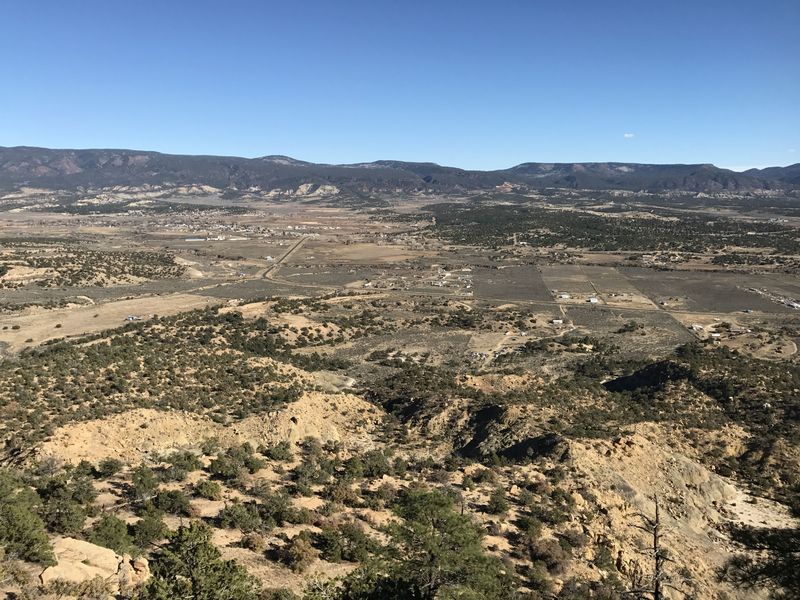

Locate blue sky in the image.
[1,0,797,170]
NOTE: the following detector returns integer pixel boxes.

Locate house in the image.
[587,297,599,304]
[551,319,564,326]
[557,293,571,299]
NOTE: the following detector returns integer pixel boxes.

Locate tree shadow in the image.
[720,524,800,599]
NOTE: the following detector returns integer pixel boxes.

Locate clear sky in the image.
[1,0,797,170]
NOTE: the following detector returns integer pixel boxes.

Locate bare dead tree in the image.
[624,495,689,600]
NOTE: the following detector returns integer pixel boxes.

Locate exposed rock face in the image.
[39,537,149,594]
[568,426,788,600]
[433,401,569,461]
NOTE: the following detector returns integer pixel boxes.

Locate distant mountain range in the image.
[1,146,797,194]
[745,164,800,187]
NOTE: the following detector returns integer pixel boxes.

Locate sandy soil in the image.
[37,391,384,465]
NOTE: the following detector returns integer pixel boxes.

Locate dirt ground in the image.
[0,293,216,353]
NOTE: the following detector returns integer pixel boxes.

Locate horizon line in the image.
[1,144,797,174]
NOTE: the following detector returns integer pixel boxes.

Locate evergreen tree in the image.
[0,471,54,565]
[140,521,260,600]
[89,513,134,555]
[330,488,517,599]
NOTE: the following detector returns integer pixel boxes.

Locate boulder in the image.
[40,537,149,593]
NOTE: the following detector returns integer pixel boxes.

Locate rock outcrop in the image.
[40,537,149,595]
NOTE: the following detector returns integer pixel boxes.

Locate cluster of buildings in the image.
[554,291,600,304]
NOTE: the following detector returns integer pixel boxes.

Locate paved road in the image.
[260,236,308,280]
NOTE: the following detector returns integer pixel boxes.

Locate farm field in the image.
[472,265,553,302]
[619,267,797,313]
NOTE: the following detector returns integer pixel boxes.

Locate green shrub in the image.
[194,479,223,500]
[96,458,124,478]
[72,460,97,479]
[41,492,87,535]
[159,451,203,482]
[265,441,293,462]
[208,445,266,482]
[132,508,168,550]
[217,502,267,533]
[516,515,544,547]
[362,449,393,479]
[153,490,193,517]
[200,438,220,456]
[130,465,158,504]
[208,455,242,481]
[486,487,509,515]
[317,522,372,563]
[89,514,133,555]
[256,490,294,526]
[282,532,317,573]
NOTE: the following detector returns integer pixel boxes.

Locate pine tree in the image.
[140,521,260,600]
[333,488,518,599]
